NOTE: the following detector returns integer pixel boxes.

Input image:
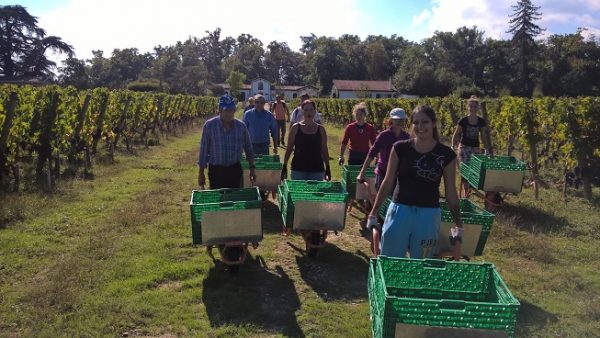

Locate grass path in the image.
[1,118,599,337]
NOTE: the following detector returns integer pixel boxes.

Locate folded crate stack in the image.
[189,187,262,245]
[242,154,282,191]
[460,154,527,193]
[277,180,348,230]
[341,164,376,200]
[368,256,520,338]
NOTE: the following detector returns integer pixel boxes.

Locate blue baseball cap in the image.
[219,95,236,110]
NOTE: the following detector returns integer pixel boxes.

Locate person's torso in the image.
[291,125,324,172]
[375,129,410,174]
[273,102,287,120]
[207,118,246,164]
[393,140,455,207]
[347,122,374,152]
[246,109,274,141]
[459,116,484,147]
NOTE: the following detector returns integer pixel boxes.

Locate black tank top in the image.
[291,126,325,172]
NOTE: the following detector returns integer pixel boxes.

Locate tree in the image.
[58,57,89,88]
[507,0,545,97]
[226,70,246,99]
[0,5,73,80]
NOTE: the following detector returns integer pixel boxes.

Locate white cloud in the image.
[38,0,365,60]
[408,0,600,42]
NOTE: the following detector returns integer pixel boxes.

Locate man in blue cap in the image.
[197,95,256,189]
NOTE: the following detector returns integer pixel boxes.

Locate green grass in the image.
[0,117,599,337]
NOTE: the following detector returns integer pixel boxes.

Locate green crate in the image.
[283,180,346,193]
[440,198,495,256]
[242,154,281,163]
[462,155,527,193]
[342,164,375,182]
[189,187,262,244]
[368,256,520,338]
[278,180,348,228]
[470,154,527,172]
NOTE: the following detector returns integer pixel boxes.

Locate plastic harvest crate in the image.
[241,155,283,191]
[462,154,527,193]
[342,165,376,199]
[376,198,495,256]
[278,180,348,230]
[190,187,262,245]
[439,199,495,256]
[368,256,520,338]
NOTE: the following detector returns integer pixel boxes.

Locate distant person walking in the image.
[272,95,290,146]
[290,93,322,126]
[244,97,255,113]
[339,102,377,166]
[243,94,279,155]
[452,95,493,196]
[357,108,410,190]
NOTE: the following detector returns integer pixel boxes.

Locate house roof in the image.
[332,80,396,92]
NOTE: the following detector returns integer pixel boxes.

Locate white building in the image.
[220,78,319,101]
[331,79,398,99]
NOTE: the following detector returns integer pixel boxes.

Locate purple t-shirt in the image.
[367,128,410,176]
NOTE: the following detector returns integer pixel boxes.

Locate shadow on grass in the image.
[294,243,369,301]
[499,203,574,235]
[202,255,304,337]
[515,300,558,337]
[261,199,285,234]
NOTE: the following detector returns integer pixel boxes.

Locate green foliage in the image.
[0,84,218,188]
[226,70,246,99]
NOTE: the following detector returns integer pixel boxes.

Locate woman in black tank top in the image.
[282,100,331,181]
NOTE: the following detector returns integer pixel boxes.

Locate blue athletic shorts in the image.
[291,170,325,181]
[380,201,441,258]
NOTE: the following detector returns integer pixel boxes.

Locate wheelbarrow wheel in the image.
[225,246,242,275]
[306,231,321,258]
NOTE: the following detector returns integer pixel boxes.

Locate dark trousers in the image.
[348,150,368,165]
[208,162,242,189]
[277,120,286,144]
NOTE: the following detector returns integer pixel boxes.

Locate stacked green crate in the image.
[189,187,262,244]
[460,154,527,192]
[440,199,495,256]
[341,164,375,199]
[368,256,520,338]
[377,197,392,220]
[277,180,348,228]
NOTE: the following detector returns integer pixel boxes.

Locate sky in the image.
[8,0,600,62]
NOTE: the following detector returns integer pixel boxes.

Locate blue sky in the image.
[9,0,600,60]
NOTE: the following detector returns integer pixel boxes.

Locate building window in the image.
[376,93,381,98]
[387,94,392,98]
[257,82,264,90]
[293,93,297,98]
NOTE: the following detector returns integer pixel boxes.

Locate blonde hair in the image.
[352,102,368,117]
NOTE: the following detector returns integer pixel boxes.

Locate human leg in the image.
[408,207,441,259]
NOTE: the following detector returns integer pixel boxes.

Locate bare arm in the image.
[480,126,493,155]
[443,158,462,228]
[451,125,461,149]
[368,148,399,218]
[283,124,298,167]
[320,126,331,178]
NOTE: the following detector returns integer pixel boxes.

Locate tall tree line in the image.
[2,3,600,98]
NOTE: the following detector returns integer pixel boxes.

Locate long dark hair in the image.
[411,105,440,141]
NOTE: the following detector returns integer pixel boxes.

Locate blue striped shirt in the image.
[243,108,279,145]
[198,116,254,168]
